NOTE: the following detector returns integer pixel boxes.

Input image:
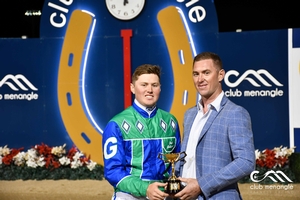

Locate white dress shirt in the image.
[182,92,224,178]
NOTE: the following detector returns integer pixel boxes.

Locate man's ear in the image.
[130,83,135,94]
[218,69,225,82]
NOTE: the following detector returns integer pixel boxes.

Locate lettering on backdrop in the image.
[0,74,38,101]
[48,0,73,28]
[47,0,205,27]
[177,0,206,23]
[224,69,284,98]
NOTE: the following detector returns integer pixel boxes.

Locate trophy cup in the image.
[158,152,187,196]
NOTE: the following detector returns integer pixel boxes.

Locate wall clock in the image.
[105,0,145,20]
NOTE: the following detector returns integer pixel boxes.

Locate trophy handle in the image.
[179,152,187,161]
[157,153,166,162]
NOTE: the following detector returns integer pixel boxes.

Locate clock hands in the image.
[107,0,144,20]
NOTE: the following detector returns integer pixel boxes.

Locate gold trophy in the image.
[158,152,187,196]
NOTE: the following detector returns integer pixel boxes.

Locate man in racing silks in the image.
[102,64,181,200]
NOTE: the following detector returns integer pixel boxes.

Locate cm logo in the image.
[103,137,118,159]
[224,69,283,87]
[250,170,293,183]
[0,74,38,91]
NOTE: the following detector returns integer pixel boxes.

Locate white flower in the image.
[26,159,38,168]
[0,145,10,156]
[255,149,261,160]
[284,146,296,157]
[73,151,84,161]
[59,156,71,166]
[13,152,26,166]
[25,149,38,161]
[86,161,97,171]
[71,159,83,169]
[274,146,283,158]
[274,146,296,158]
[36,156,46,167]
[51,144,66,157]
[0,155,2,165]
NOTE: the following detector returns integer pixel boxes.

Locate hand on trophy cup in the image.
[158,152,187,196]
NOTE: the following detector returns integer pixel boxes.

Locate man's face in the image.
[192,59,224,101]
[130,73,161,107]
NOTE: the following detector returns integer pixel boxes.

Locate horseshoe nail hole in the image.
[66,93,72,105]
[81,132,91,144]
[68,53,74,67]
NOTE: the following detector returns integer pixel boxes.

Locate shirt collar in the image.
[134,99,156,113]
[197,91,224,112]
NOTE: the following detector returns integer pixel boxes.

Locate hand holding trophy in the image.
[158,152,187,196]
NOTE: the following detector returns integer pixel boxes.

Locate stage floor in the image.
[0,180,299,200]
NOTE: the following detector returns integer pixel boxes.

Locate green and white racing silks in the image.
[102,102,181,197]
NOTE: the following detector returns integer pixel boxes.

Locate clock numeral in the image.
[111,4,116,9]
[131,9,135,14]
[123,12,128,16]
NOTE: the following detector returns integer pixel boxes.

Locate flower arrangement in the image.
[255,146,295,169]
[240,146,297,184]
[0,143,103,180]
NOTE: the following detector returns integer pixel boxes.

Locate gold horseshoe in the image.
[57,9,103,164]
[57,6,196,165]
[158,6,197,134]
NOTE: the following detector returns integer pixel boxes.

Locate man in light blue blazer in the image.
[174,52,255,200]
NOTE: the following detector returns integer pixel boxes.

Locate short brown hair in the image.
[132,64,161,84]
[193,52,223,70]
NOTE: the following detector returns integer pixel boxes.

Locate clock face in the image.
[106,0,145,20]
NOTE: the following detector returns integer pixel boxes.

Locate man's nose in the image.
[146,85,153,92]
[197,74,203,82]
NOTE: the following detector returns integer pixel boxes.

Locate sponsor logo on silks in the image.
[0,74,38,101]
[224,69,283,88]
[163,138,176,153]
[224,69,284,98]
[0,74,38,91]
[103,137,118,159]
[250,170,293,183]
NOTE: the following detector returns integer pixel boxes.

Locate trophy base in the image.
[165,179,185,196]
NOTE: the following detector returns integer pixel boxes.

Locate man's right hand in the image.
[146,182,168,200]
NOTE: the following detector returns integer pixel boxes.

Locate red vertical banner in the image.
[121,29,132,109]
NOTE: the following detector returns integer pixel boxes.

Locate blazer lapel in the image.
[198,108,218,142]
[198,96,228,142]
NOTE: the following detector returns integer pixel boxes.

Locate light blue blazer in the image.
[177,95,255,200]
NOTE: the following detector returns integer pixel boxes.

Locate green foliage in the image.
[0,164,104,181]
[290,152,300,182]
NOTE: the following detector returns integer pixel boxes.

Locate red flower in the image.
[277,156,288,167]
[67,146,78,161]
[35,143,52,156]
[256,158,265,167]
[256,147,292,169]
[34,143,61,169]
[2,147,24,165]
